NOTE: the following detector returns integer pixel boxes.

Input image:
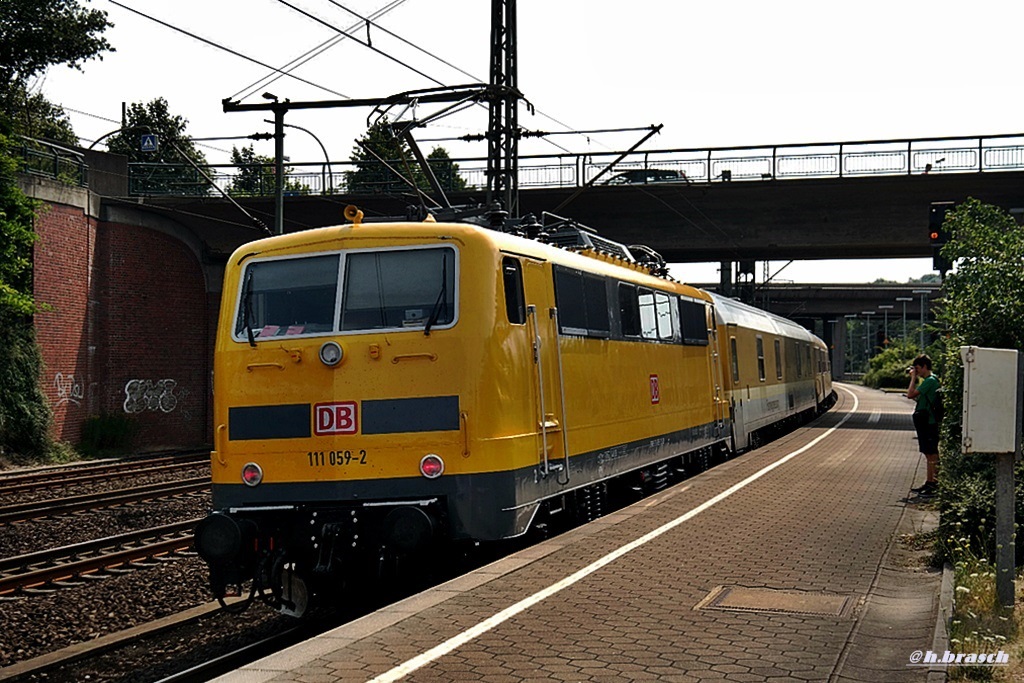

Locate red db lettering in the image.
[314,402,358,435]
[650,375,660,404]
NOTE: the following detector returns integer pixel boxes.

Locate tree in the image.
[344,118,425,194]
[427,146,468,192]
[0,0,112,87]
[0,0,112,141]
[227,145,307,197]
[105,98,206,165]
[5,83,78,145]
[106,98,209,195]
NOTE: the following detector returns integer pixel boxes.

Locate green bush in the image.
[0,319,54,463]
[78,413,137,456]
[863,340,920,388]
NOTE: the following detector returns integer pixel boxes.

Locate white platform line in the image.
[368,387,860,683]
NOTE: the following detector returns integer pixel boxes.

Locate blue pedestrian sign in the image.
[140,134,159,152]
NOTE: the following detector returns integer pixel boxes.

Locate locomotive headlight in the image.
[241,462,263,487]
[319,341,343,367]
[419,454,445,479]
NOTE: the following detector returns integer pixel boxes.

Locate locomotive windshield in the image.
[234,247,457,340]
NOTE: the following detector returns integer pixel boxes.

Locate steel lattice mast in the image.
[486,0,519,217]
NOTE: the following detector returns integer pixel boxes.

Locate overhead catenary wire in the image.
[107,1,350,99]
[271,0,446,88]
[231,0,412,102]
[258,0,609,154]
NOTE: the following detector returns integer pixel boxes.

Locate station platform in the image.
[214,385,945,683]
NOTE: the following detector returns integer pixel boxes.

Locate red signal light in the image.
[929,231,940,241]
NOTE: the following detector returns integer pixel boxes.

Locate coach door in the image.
[707,304,727,435]
[513,257,568,480]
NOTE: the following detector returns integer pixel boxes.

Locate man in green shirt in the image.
[907,354,940,495]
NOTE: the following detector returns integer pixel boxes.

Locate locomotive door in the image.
[517,258,568,480]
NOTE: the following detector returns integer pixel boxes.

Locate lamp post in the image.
[913,289,931,350]
[878,304,894,346]
[896,297,913,343]
[268,120,334,194]
[845,314,858,374]
[862,311,875,359]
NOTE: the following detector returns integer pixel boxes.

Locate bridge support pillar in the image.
[719,261,732,298]
[830,319,846,381]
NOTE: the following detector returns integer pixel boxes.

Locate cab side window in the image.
[502,257,525,324]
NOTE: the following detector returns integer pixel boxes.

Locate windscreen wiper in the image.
[423,254,449,337]
[242,268,256,347]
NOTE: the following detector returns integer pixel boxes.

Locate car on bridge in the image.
[604,169,687,185]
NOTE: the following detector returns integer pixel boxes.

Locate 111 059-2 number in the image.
[307,450,367,467]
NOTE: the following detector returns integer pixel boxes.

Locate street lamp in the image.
[266,120,334,194]
[878,304,894,345]
[896,297,913,343]
[912,290,931,350]
[845,314,858,374]
[862,311,875,358]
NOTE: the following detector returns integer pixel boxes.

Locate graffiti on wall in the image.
[54,373,84,406]
[123,379,179,414]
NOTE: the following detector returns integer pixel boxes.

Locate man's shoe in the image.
[912,482,938,495]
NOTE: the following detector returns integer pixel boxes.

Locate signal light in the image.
[928,202,954,246]
[419,454,444,479]
[929,202,954,275]
[241,462,263,487]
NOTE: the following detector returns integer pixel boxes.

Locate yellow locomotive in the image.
[194,209,834,615]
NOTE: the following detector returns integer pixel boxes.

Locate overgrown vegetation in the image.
[929,198,1024,678]
[936,198,1024,563]
[0,0,112,464]
[945,534,1015,681]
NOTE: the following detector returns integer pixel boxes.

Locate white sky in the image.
[36,0,1024,283]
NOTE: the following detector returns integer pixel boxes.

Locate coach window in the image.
[501,257,526,324]
[796,342,803,378]
[730,336,739,383]
[756,336,766,382]
[774,339,783,380]
[619,284,641,337]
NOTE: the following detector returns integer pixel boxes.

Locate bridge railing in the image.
[14,136,88,187]
[125,133,1024,197]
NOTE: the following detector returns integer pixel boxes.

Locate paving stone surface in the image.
[214,385,942,683]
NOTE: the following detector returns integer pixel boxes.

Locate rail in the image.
[125,132,1024,197]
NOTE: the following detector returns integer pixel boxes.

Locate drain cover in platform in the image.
[695,585,855,618]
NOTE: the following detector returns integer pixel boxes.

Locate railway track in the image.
[0,519,199,596]
[0,452,208,495]
[0,477,210,525]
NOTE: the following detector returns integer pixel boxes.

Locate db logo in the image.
[314,402,358,435]
[650,374,660,404]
